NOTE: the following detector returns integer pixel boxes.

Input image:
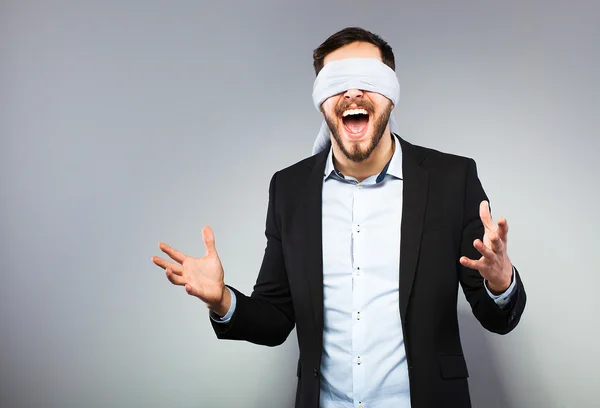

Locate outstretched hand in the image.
[151,226,231,316]
[460,201,513,294]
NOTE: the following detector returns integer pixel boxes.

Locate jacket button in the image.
[313,368,319,377]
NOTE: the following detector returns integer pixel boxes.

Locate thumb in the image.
[185,283,200,298]
[479,200,495,230]
[202,225,217,256]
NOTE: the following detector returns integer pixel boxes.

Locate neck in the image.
[332,129,395,182]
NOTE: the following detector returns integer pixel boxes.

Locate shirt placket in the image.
[351,181,367,408]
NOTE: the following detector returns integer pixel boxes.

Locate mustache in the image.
[334,99,375,117]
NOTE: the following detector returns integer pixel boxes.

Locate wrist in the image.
[209,285,231,318]
[486,274,512,295]
[487,261,513,295]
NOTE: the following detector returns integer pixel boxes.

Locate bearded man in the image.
[152,27,526,408]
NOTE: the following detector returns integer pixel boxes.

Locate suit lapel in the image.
[304,150,328,333]
[398,138,429,322]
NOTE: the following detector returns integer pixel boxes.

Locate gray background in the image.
[1,1,599,407]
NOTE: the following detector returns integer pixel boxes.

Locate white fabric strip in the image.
[311,58,400,155]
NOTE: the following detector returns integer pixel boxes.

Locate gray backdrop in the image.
[2,1,599,407]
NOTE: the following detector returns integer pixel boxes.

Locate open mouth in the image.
[341,108,370,138]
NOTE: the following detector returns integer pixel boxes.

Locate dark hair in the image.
[312,27,395,75]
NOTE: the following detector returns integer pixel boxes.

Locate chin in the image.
[336,127,379,163]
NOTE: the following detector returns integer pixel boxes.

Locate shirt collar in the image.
[324,133,403,182]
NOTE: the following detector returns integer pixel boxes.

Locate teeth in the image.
[342,108,368,117]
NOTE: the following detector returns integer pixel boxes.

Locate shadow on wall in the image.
[458,309,512,408]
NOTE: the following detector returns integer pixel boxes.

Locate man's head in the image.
[313,27,396,163]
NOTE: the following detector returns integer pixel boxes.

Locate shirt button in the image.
[357,183,363,189]
[313,368,319,377]
[358,403,363,408]
[356,356,361,365]
[356,312,361,320]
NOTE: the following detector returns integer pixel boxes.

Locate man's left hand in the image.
[460,200,513,295]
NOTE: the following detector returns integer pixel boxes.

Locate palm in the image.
[183,252,224,304]
[152,226,225,305]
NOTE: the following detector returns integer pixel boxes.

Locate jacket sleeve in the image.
[210,171,295,346]
[459,159,526,335]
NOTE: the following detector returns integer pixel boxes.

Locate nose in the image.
[343,88,364,99]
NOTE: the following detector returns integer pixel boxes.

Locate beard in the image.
[323,98,393,163]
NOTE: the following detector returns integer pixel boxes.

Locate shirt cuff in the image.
[209,287,236,324]
[484,266,517,309]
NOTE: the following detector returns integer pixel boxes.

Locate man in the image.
[151,27,526,408]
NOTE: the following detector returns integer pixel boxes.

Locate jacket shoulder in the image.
[272,150,326,183]
[402,138,476,171]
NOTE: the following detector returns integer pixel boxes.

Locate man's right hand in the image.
[151,226,231,317]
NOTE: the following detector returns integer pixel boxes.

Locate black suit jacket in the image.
[211,135,526,408]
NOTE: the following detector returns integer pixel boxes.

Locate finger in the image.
[202,226,217,256]
[473,239,495,259]
[497,217,509,243]
[460,256,484,271]
[151,256,184,275]
[479,201,496,231]
[488,231,503,253]
[158,242,186,263]
[166,268,188,286]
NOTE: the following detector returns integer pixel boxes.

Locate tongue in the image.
[343,115,368,134]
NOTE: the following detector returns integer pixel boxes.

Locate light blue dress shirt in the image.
[213,135,517,408]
